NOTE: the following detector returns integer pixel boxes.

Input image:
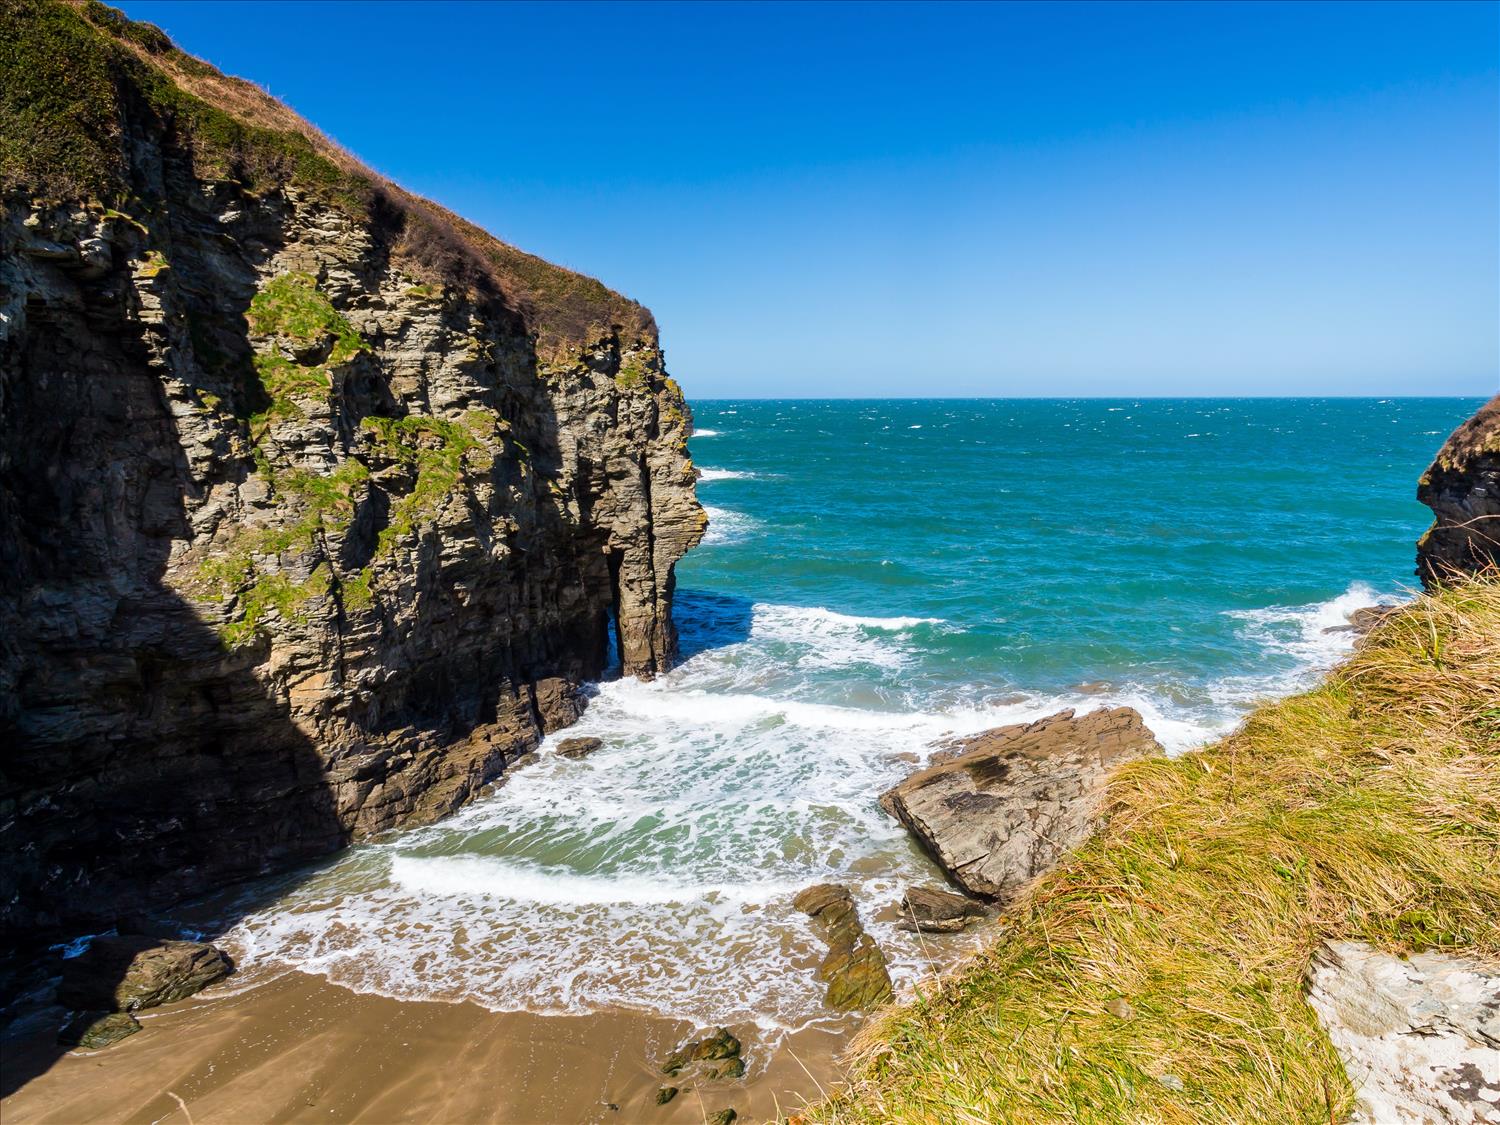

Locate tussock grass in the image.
[810,578,1500,1125]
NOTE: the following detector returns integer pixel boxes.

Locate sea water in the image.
[206,397,1482,1031]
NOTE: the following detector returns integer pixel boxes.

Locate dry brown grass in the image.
[807,577,1500,1125]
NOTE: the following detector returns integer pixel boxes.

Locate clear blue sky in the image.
[119,1,1498,398]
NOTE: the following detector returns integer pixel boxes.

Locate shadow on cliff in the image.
[0,279,349,1102]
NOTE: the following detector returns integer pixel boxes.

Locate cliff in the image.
[1417,395,1500,587]
[0,0,704,942]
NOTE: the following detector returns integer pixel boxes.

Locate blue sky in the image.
[120,1,1498,398]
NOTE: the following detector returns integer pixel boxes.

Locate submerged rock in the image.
[58,937,233,1012]
[707,1110,737,1125]
[662,1026,743,1080]
[57,1010,141,1050]
[898,885,986,933]
[555,737,605,760]
[793,884,894,1011]
[1305,940,1500,1125]
[655,1086,678,1105]
[1417,395,1500,587]
[881,708,1163,901]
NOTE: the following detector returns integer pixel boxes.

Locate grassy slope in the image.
[812,578,1500,1125]
[0,0,652,356]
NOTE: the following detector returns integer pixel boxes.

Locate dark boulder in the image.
[793,884,894,1011]
[1416,396,1500,587]
[555,736,605,759]
[58,937,233,1012]
[898,885,986,933]
[57,1011,141,1050]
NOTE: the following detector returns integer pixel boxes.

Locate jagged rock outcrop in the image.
[0,1,702,944]
[793,883,894,1012]
[1418,396,1500,587]
[57,937,232,1012]
[1306,941,1500,1124]
[881,708,1163,900]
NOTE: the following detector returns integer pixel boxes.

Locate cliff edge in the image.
[0,0,704,941]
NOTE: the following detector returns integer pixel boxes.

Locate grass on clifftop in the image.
[809,577,1500,1125]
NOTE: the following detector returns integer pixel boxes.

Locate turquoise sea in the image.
[213,397,1482,1032]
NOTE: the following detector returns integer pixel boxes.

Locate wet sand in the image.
[1,970,850,1124]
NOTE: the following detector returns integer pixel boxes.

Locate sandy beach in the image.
[0,970,850,1125]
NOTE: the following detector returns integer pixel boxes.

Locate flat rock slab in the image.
[793,884,893,1011]
[1306,940,1500,1124]
[58,937,233,1013]
[899,885,986,933]
[881,708,1163,901]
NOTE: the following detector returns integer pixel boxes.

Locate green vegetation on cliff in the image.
[813,578,1500,1125]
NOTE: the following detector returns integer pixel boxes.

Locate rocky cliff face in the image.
[0,0,703,942]
[1418,396,1500,587]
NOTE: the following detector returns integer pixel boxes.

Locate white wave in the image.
[1226,581,1402,668]
[701,505,759,545]
[691,428,721,437]
[391,855,804,907]
[698,468,757,481]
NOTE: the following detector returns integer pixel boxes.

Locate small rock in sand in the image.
[57,1011,140,1050]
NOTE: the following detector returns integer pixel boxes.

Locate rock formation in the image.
[1418,396,1500,587]
[57,937,232,1012]
[793,884,894,1011]
[661,1027,746,1081]
[56,1011,141,1051]
[0,1,703,946]
[898,885,986,933]
[1306,941,1500,1124]
[881,708,1163,900]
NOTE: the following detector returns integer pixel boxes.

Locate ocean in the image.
[205,397,1482,1033]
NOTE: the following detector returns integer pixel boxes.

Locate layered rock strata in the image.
[1418,396,1500,587]
[881,708,1163,900]
[0,1,702,943]
[793,883,894,1012]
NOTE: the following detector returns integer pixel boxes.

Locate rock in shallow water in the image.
[1305,940,1500,1125]
[58,937,233,1012]
[555,737,605,759]
[898,885,986,933]
[793,883,894,1011]
[881,708,1163,901]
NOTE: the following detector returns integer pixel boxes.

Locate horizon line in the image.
[683,392,1495,402]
